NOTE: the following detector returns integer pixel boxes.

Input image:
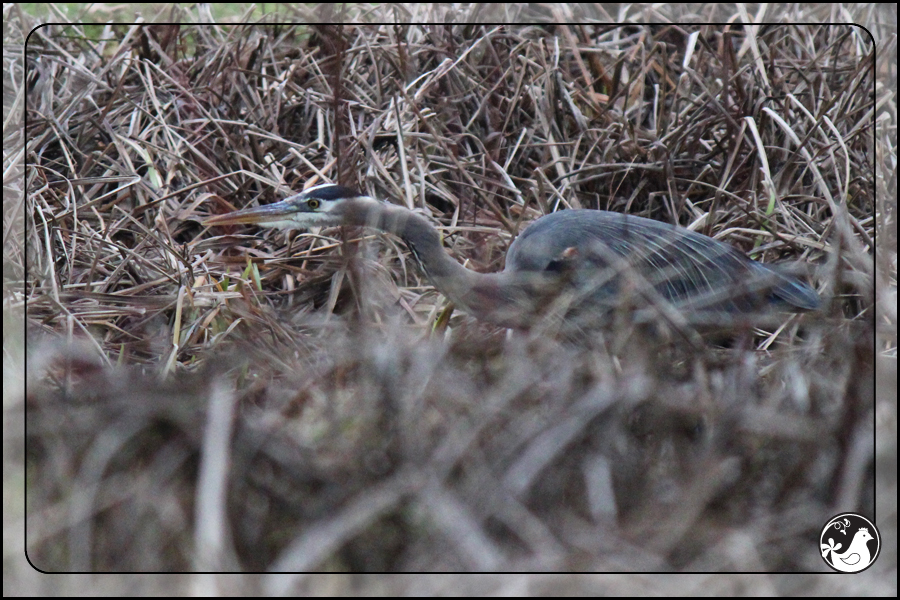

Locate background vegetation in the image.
[4,3,895,595]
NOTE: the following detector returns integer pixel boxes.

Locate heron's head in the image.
[203,184,376,230]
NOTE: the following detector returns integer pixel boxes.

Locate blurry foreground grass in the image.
[4,2,896,593]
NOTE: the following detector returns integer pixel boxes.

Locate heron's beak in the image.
[203,198,303,227]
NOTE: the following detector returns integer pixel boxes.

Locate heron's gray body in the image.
[506,209,820,312]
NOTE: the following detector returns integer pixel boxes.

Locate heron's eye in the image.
[307,199,320,210]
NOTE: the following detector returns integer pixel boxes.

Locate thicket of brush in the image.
[10,4,895,587]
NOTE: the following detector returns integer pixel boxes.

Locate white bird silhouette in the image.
[822,527,874,572]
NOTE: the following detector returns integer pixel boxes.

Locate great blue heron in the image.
[204,184,820,331]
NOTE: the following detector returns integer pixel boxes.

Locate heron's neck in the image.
[344,200,553,327]
[361,201,485,289]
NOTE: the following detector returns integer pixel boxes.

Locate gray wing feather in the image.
[505,210,819,312]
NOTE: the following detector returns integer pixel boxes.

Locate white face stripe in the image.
[303,183,341,194]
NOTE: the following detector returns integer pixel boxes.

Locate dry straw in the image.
[10,4,893,585]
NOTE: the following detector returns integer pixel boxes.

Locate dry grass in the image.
[5,2,896,592]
